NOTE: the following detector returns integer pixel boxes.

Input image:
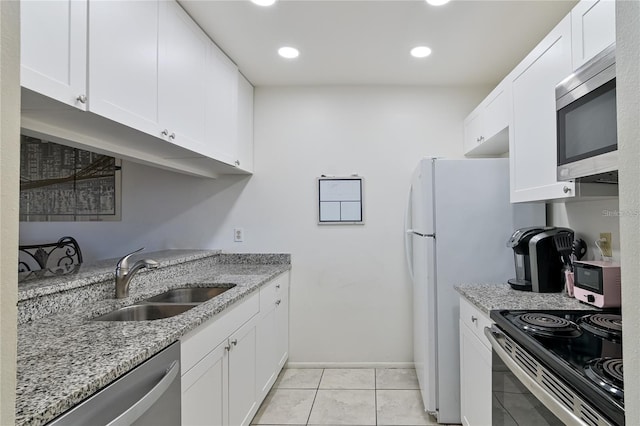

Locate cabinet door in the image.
[228,316,258,426]
[460,321,492,426]
[236,73,254,172]
[88,0,161,137]
[463,108,483,154]
[256,304,277,400]
[182,341,229,426]
[159,0,209,153]
[483,86,508,140]
[275,285,289,369]
[21,0,87,110]
[571,0,616,70]
[205,43,240,165]
[510,15,574,203]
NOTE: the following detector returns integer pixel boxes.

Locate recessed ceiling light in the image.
[411,46,432,58]
[426,0,450,5]
[278,46,299,59]
[251,0,276,6]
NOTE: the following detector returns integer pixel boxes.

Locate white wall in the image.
[20,85,487,363]
[547,199,620,261]
[617,1,640,424]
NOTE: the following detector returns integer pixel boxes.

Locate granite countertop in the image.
[455,283,596,315]
[15,250,291,426]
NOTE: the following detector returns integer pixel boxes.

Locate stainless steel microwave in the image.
[556,43,617,182]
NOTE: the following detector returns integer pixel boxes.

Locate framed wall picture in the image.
[317,176,364,225]
[19,135,122,222]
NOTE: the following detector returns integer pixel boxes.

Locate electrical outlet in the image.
[234,228,244,242]
[599,232,612,257]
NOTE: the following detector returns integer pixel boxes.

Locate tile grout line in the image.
[374,368,378,426]
[305,368,324,426]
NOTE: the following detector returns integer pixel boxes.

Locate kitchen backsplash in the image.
[547,197,620,261]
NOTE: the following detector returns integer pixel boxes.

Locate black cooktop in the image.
[491,309,624,426]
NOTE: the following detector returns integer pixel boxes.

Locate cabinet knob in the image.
[76,94,87,104]
[563,186,571,194]
[231,339,238,346]
[161,129,169,137]
[471,316,478,323]
[275,299,281,306]
[169,132,176,140]
[234,160,240,166]
[276,284,281,289]
[225,344,231,352]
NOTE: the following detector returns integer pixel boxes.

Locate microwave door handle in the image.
[484,327,587,426]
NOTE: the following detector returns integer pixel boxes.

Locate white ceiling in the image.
[179,0,577,87]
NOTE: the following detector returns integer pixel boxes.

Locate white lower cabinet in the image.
[459,297,493,426]
[255,273,290,400]
[228,317,259,426]
[181,271,290,426]
[182,340,228,426]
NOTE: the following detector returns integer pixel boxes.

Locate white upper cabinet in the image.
[509,15,574,203]
[159,0,210,153]
[236,74,255,172]
[571,0,616,70]
[464,81,509,157]
[205,43,240,166]
[88,0,161,136]
[21,0,87,110]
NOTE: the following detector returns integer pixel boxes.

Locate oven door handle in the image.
[484,326,589,426]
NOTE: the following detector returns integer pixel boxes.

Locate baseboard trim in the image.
[285,361,415,369]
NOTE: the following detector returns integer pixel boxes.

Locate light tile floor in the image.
[251,368,441,426]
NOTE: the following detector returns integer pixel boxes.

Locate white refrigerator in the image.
[405,157,544,424]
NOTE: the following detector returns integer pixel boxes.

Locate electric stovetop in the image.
[491,309,624,426]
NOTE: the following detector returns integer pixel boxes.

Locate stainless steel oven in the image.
[487,309,624,426]
[556,43,617,182]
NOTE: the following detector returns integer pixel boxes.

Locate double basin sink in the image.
[93,285,236,321]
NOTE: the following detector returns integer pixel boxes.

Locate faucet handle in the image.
[116,247,145,271]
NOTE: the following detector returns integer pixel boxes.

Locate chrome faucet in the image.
[115,247,159,298]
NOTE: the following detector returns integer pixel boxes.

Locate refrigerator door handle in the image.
[404,187,415,282]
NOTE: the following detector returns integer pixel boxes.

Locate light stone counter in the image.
[455,283,596,316]
[15,250,291,426]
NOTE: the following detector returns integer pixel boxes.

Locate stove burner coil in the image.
[514,313,582,338]
[585,357,624,402]
[578,314,622,341]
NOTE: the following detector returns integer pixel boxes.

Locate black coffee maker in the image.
[506,226,573,292]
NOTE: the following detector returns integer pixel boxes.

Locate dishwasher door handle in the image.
[107,360,180,426]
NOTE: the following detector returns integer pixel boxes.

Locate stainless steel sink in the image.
[142,285,236,304]
[93,304,195,321]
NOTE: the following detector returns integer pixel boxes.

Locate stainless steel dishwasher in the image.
[48,341,181,426]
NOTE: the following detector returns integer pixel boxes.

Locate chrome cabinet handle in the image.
[234,160,240,166]
[161,129,169,137]
[276,284,280,289]
[225,344,231,351]
[275,299,281,306]
[563,186,571,194]
[231,339,238,346]
[76,94,87,104]
[169,133,175,140]
[471,316,478,323]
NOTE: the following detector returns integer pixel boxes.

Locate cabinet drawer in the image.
[181,291,259,374]
[260,272,289,313]
[459,297,492,350]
